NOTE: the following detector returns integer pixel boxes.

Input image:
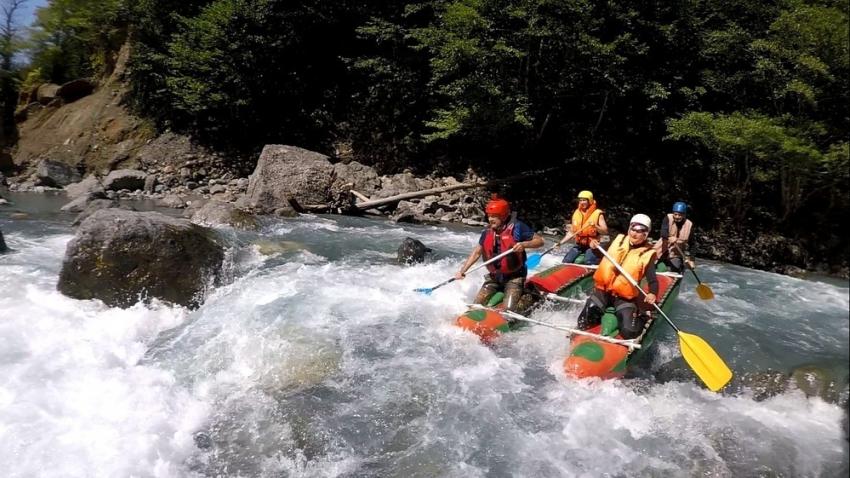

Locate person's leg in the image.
[577,289,610,330]
[668,256,684,273]
[474,274,501,306]
[561,245,581,263]
[583,247,599,265]
[502,275,526,312]
[614,298,645,340]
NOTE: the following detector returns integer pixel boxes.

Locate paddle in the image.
[525,224,594,269]
[467,304,641,348]
[672,243,714,300]
[594,244,732,391]
[414,248,516,295]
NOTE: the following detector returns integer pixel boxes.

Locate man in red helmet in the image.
[454,197,544,313]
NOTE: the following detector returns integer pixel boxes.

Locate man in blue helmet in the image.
[653,202,697,273]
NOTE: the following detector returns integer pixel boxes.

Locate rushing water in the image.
[1,192,848,478]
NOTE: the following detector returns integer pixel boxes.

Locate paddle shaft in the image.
[544,293,586,305]
[526,224,596,269]
[468,304,641,348]
[425,248,517,292]
[544,223,595,256]
[594,244,681,333]
[672,243,704,284]
[525,289,586,305]
[463,247,517,276]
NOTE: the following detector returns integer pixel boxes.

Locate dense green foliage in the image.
[13,0,850,261]
[26,0,128,83]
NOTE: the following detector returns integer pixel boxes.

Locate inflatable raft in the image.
[563,264,682,379]
[454,257,596,342]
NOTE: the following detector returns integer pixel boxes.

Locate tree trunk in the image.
[351,169,552,211]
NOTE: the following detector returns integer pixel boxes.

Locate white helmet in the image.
[629,214,652,230]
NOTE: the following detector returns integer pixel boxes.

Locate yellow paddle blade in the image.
[696,283,715,300]
[678,331,732,392]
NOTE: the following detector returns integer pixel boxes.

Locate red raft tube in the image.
[454,261,595,342]
[563,266,682,380]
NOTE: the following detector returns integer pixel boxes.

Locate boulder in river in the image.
[72,199,135,227]
[190,200,259,231]
[58,209,225,309]
[103,169,147,192]
[244,145,335,214]
[396,237,432,265]
[65,176,105,200]
[36,159,82,188]
[254,240,308,256]
[0,228,7,253]
[791,364,838,402]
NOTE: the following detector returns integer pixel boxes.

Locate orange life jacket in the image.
[653,214,693,258]
[482,222,525,275]
[571,202,603,246]
[594,234,657,300]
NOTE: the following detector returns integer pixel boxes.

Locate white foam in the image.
[1,217,847,477]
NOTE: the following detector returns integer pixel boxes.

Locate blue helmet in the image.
[672,202,687,214]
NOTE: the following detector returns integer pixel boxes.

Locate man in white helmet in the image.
[576,213,659,340]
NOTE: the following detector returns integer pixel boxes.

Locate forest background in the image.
[2,0,848,273]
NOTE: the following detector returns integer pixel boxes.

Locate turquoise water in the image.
[1,191,847,477]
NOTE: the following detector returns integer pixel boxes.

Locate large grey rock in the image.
[56,78,96,103]
[58,209,225,309]
[0,228,6,253]
[143,174,158,193]
[72,199,135,227]
[103,169,147,192]
[332,161,381,196]
[65,176,105,199]
[61,193,103,213]
[158,195,186,209]
[37,84,60,105]
[181,199,208,218]
[190,201,259,231]
[245,145,335,213]
[36,159,82,187]
[739,369,790,402]
[397,237,432,265]
[390,200,432,224]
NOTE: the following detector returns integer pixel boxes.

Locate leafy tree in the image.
[26,0,128,84]
[1,0,29,142]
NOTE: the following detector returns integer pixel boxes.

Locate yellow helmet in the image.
[577,190,593,201]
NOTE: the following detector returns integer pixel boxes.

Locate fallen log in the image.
[350,189,371,202]
[286,196,330,213]
[352,169,552,211]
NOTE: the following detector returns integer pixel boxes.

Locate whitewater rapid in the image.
[1,210,847,477]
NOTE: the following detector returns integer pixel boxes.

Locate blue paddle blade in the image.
[413,288,433,294]
[525,253,542,269]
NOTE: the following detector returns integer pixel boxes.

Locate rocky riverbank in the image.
[2,141,847,279]
[5,41,845,279]
[1,143,847,280]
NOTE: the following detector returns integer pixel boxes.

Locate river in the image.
[1,191,848,477]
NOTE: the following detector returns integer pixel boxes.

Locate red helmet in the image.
[485,198,510,221]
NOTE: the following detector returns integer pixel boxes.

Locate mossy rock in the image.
[58,209,225,309]
[791,365,838,403]
[190,200,260,231]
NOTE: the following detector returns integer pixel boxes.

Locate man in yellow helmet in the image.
[555,190,608,265]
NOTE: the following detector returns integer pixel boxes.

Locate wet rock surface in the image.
[58,209,225,309]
